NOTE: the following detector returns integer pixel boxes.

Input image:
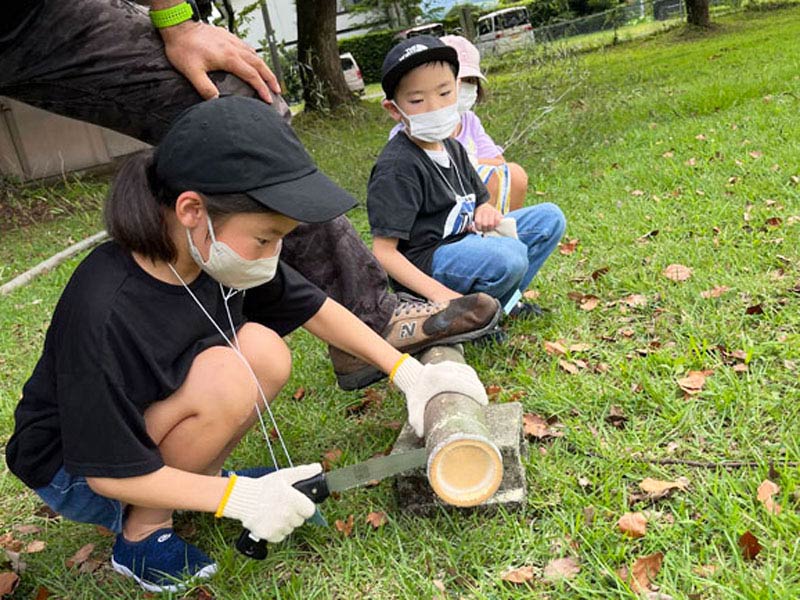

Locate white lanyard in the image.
[427,146,469,199]
[168,265,293,471]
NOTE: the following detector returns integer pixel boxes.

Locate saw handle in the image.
[235,472,330,560]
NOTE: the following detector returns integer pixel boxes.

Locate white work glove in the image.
[218,463,321,543]
[391,356,488,437]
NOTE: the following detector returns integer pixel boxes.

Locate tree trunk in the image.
[296,0,354,111]
[685,0,710,27]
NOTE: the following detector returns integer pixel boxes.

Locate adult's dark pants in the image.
[0,0,396,334]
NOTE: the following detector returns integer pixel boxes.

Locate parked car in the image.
[475,7,534,56]
[394,22,445,40]
[340,52,365,95]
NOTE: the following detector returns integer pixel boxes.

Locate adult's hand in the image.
[159,21,280,103]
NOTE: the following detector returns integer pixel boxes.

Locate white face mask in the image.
[457,82,478,115]
[186,216,281,290]
[394,100,460,143]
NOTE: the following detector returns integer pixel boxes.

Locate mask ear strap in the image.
[205,214,218,244]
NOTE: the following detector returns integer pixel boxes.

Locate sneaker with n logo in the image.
[330,292,501,390]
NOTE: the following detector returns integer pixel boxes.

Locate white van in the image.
[394,22,445,40]
[340,52,365,95]
[476,7,534,56]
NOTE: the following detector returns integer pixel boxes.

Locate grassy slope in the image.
[1,6,799,598]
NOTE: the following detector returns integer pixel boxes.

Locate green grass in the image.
[2,5,800,598]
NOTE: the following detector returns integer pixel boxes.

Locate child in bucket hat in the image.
[6,96,488,593]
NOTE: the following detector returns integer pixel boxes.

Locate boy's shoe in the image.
[111,528,217,593]
[330,292,502,390]
[508,301,546,320]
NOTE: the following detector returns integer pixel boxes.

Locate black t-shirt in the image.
[367,133,489,279]
[6,241,326,488]
[0,0,44,53]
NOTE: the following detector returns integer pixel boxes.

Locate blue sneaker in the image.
[221,465,277,479]
[111,528,217,593]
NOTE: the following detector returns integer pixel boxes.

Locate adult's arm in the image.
[372,237,462,303]
[148,0,280,102]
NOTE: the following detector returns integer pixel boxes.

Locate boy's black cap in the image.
[381,35,459,100]
[154,96,357,223]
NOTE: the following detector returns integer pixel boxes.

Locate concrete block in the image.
[393,401,528,516]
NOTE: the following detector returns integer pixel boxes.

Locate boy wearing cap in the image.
[6,96,488,593]
[368,36,566,317]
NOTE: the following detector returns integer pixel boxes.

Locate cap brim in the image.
[247,169,358,223]
[383,46,459,98]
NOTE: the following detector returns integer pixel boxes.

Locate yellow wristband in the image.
[389,353,411,382]
[215,474,238,518]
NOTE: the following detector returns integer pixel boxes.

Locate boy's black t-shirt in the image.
[367,133,490,281]
[6,241,326,489]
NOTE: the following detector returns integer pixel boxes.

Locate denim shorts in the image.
[34,467,124,534]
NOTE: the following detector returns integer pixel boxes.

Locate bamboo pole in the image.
[419,345,503,507]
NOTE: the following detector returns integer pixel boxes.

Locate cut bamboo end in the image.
[427,436,503,507]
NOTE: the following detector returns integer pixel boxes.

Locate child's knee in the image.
[547,203,567,239]
[508,163,529,195]
[238,323,292,393]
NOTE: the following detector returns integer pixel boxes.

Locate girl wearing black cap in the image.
[5,96,488,593]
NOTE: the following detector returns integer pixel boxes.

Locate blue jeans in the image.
[431,203,566,312]
[34,467,125,533]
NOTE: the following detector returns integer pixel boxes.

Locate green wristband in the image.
[150,2,195,29]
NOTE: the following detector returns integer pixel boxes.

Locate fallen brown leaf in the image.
[638,477,689,500]
[677,370,713,395]
[544,340,567,356]
[24,540,46,554]
[0,572,20,596]
[558,359,580,375]
[334,515,354,537]
[756,480,781,515]
[630,552,664,593]
[12,525,40,536]
[321,448,342,471]
[663,264,693,282]
[559,239,579,255]
[621,294,648,308]
[65,543,94,569]
[745,303,764,315]
[692,564,718,577]
[500,565,534,584]
[365,511,388,529]
[606,405,628,429]
[738,531,761,560]
[569,343,592,352]
[523,413,564,440]
[485,384,502,398]
[579,296,600,311]
[700,285,730,299]
[543,556,580,581]
[292,387,305,401]
[617,512,647,538]
[523,290,540,300]
[34,585,51,600]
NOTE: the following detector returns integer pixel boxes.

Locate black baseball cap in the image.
[381,35,459,100]
[154,96,357,223]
